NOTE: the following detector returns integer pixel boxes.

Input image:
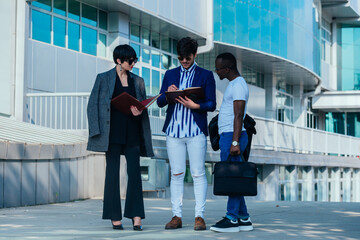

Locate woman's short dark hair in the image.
[216,52,237,71]
[113,44,137,64]
[177,37,198,57]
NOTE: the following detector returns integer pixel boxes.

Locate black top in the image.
[109,71,141,145]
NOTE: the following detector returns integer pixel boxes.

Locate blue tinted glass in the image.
[32,0,51,11]
[249,0,260,7]
[130,24,140,42]
[260,9,270,52]
[82,26,97,55]
[142,48,150,63]
[82,4,97,27]
[132,67,139,75]
[68,22,79,51]
[279,17,287,58]
[279,0,287,18]
[152,32,160,49]
[270,14,279,55]
[32,10,51,44]
[54,0,66,16]
[261,0,270,9]
[249,5,260,50]
[341,69,354,90]
[347,113,360,137]
[222,1,236,44]
[142,67,150,94]
[68,0,80,21]
[130,43,140,59]
[354,27,360,45]
[342,27,353,44]
[98,33,106,57]
[54,17,66,47]
[142,28,150,45]
[270,0,280,14]
[235,1,248,46]
[342,44,354,69]
[214,0,221,41]
[152,50,160,68]
[152,70,160,95]
[99,10,108,30]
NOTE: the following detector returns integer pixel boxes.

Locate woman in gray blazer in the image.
[87,44,154,231]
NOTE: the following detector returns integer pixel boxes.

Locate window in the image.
[306,98,319,129]
[129,23,179,117]
[276,81,293,123]
[31,0,108,57]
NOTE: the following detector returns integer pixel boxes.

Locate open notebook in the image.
[111,92,161,115]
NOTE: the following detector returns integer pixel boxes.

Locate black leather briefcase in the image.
[213,155,258,196]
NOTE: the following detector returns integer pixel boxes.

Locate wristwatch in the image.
[232,141,239,147]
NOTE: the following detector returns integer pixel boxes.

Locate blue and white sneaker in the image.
[238,217,253,231]
[210,217,240,233]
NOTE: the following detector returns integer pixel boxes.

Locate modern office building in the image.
[1,0,360,208]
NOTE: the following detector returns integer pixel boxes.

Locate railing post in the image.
[273,120,277,151]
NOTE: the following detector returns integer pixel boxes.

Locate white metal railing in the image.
[26,92,90,130]
[25,92,360,157]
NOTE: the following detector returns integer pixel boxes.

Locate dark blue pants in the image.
[219,131,250,220]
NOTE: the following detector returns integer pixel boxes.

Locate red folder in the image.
[111,92,161,115]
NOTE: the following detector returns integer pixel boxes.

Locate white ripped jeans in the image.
[166,134,208,218]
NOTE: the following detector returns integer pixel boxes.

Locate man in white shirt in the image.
[210,52,253,233]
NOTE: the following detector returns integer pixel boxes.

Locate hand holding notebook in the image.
[165,87,204,104]
[111,92,161,115]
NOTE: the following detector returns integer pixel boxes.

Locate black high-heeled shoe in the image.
[112,221,124,230]
[132,219,143,231]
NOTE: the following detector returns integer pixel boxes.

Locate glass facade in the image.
[214,0,321,75]
[276,81,293,123]
[129,23,179,117]
[31,0,108,57]
[341,25,360,91]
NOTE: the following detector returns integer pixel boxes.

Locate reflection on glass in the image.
[142,67,150,94]
[98,33,106,57]
[68,22,79,51]
[99,10,108,30]
[172,39,178,55]
[161,54,171,70]
[325,112,345,134]
[68,0,80,21]
[32,0,51,11]
[152,32,160,49]
[54,0,66,16]
[249,5,260,50]
[130,43,140,59]
[161,36,171,52]
[172,58,178,68]
[81,26,97,55]
[346,113,360,137]
[54,17,66,47]
[82,4,97,27]
[142,48,150,63]
[152,70,160,95]
[151,50,160,68]
[130,23,140,42]
[142,28,150,45]
[32,10,51,44]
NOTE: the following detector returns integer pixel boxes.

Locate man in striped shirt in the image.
[157,37,216,231]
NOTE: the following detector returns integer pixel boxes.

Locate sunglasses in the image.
[177,56,192,61]
[126,58,138,65]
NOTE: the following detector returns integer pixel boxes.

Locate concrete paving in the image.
[0,198,360,240]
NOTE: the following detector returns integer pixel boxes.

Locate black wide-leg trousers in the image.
[102,144,145,221]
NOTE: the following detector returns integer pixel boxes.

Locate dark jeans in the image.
[102,144,145,221]
[219,131,250,220]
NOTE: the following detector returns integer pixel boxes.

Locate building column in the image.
[293,84,306,127]
[332,168,341,202]
[265,74,277,120]
[263,165,278,201]
[108,12,130,55]
[290,166,297,201]
[355,169,360,202]
[343,168,351,202]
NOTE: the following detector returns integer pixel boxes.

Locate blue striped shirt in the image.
[166,63,202,138]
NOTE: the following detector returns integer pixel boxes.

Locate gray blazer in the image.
[86,67,154,157]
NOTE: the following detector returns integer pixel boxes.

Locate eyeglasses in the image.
[126,58,138,65]
[178,56,192,61]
